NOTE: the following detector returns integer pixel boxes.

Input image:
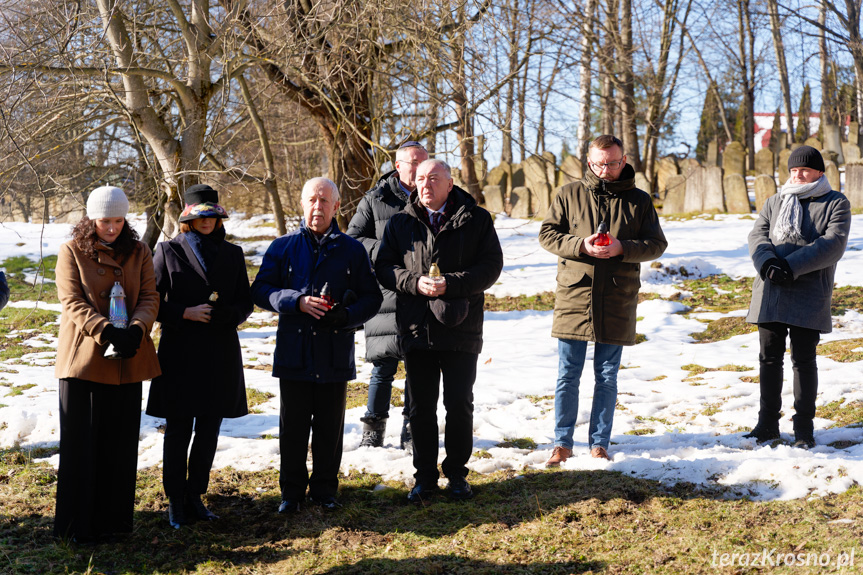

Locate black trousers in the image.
[162,415,223,498]
[279,379,347,500]
[54,379,142,540]
[404,349,477,486]
[758,322,820,431]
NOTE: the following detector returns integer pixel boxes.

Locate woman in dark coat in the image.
[146,184,253,528]
[54,185,161,542]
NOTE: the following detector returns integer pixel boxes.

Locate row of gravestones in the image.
[476,146,862,218]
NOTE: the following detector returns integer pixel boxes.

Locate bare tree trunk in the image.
[453,8,481,203]
[576,0,598,163]
[618,0,640,170]
[767,0,794,145]
[237,75,286,236]
[501,0,519,165]
[737,0,756,169]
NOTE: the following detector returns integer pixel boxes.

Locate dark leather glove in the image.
[209,307,236,326]
[102,324,120,346]
[761,258,792,285]
[318,304,349,328]
[113,325,144,358]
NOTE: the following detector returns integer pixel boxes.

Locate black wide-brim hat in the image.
[179,184,229,222]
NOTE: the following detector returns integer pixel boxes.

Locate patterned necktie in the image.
[431,212,441,234]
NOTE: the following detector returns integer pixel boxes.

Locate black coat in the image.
[146,233,253,419]
[345,171,410,361]
[376,186,503,355]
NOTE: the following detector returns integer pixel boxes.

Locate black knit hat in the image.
[788,145,825,173]
[179,184,228,222]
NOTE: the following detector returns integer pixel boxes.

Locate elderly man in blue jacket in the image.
[252,177,382,513]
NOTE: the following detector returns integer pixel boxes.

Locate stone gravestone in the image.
[635,172,652,196]
[685,165,725,213]
[804,136,822,150]
[778,148,792,185]
[523,155,552,217]
[482,185,505,214]
[822,150,839,165]
[451,167,465,190]
[509,186,531,219]
[824,160,841,191]
[662,174,687,214]
[850,122,860,146]
[842,142,861,164]
[722,142,746,177]
[755,148,774,176]
[542,151,557,189]
[511,163,525,189]
[754,174,777,212]
[706,140,719,167]
[723,174,750,214]
[679,158,701,176]
[655,156,679,200]
[823,124,845,165]
[557,155,583,187]
[845,163,863,209]
[486,163,508,191]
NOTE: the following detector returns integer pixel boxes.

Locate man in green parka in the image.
[539,135,667,466]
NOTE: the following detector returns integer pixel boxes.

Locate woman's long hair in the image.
[71,217,140,261]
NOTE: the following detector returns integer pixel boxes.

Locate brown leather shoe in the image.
[590,446,611,460]
[546,446,573,467]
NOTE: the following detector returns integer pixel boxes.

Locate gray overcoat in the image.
[746,189,851,333]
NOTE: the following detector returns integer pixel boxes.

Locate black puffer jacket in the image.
[376,186,503,355]
[346,171,410,361]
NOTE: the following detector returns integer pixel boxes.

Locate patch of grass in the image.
[484,291,555,311]
[701,403,722,417]
[634,333,647,344]
[832,285,863,315]
[2,255,59,304]
[226,234,277,243]
[473,449,492,459]
[819,400,863,428]
[4,383,36,397]
[690,316,757,343]
[818,338,863,363]
[635,415,672,426]
[495,437,537,450]
[649,375,667,381]
[681,364,708,375]
[740,375,760,383]
[246,388,275,413]
[625,428,654,436]
[674,274,753,312]
[525,394,554,404]
[5,447,863,573]
[346,380,368,410]
[718,364,753,372]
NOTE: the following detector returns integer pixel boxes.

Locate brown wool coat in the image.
[55,239,161,384]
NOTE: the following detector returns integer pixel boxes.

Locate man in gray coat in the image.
[745,145,851,449]
[347,141,428,448]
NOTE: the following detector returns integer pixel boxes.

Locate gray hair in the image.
[395,143,428,162]
[302,177,340,202]
[417,158,451,178]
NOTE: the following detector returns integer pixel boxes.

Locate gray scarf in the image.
[773,175,832,242]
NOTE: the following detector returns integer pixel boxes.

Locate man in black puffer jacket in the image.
[376,159,503,503]
[347,141,428,448]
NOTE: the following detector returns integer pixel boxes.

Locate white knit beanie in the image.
[86,186,129,219]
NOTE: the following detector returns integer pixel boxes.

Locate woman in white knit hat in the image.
[53,185,161,542]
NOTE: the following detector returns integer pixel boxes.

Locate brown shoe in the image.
[590,446,611,460]
[546,446,573,467]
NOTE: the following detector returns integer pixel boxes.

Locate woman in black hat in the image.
[146,184,254,528]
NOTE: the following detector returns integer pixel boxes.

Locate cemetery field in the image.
[3,213,863,573]
[3,453,863,574]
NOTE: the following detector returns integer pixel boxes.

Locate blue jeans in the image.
[364,356,409,420]
[554,339,623,450]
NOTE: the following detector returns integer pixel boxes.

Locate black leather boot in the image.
[400,418,413,453]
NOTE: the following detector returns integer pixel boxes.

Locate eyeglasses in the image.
[589,158,625,170]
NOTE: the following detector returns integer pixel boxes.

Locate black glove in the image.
[342,289,358,306]
[209,307,236,326]
[761,258,793,285]
[318,304,349,328]
[112,325,144,358]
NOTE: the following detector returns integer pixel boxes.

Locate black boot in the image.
[743,420,780,443]
[187,494,219,521]
[168,497,189,529]
[360,416,386,448]
[400,418,413,453]
[792,415,815,449]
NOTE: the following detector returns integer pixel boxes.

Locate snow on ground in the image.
[2,212,863,501]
